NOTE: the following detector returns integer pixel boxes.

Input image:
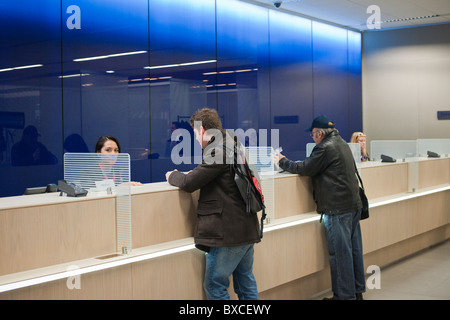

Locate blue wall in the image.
[0,0,361,197]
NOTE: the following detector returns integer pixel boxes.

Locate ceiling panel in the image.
[246,0,450,31]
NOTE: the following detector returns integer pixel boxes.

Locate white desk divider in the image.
[370,140,417,161]
[63,153,132,254]
[371,139,450,161]
[416,139,450,157]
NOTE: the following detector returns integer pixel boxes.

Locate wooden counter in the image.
[0,157,449,299]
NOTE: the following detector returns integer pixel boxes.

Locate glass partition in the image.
[64,152,132,254]
[416,139,450,157]
[370,140,417,161]
[371,139,450,161]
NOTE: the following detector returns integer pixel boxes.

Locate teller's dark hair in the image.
[95,135,121,153]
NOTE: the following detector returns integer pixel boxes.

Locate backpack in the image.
[227,135,266,239]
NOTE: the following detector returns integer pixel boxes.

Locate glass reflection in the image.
[148,0,217,181]
[0,0,362,197]
[62,0,150,183]
[0,0,62,197]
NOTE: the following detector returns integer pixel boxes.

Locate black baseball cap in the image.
[305,115,335,132]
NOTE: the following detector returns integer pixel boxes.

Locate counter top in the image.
[2,156,447,211]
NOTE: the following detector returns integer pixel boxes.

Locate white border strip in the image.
[0,244,195,293]
[264,215,320,232]
[369,185,450,208]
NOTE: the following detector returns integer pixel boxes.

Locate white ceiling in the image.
[246,0,450,31]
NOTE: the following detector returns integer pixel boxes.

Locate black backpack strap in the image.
[354,161,365,190]
[260,208,266,239]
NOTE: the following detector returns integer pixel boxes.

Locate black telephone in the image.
[24,183,58,195]
[381,154,396,163]
[427,151,440,158]
[58,180,88,197]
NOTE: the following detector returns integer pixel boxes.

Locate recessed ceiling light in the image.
[58,73,90,79]
[144,60,216,70]
[0,64,43,73]
[73,51,147,62]
[382,14,439,24]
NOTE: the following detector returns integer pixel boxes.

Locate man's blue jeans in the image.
[204,244,258,300]
[323,209,366,300]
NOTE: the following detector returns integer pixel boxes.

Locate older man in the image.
[274,115,365,300]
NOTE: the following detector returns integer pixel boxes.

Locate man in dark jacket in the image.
[166,108,261,300]
[274,115,366,300]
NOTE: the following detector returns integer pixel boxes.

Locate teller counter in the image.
[0,157,449,299]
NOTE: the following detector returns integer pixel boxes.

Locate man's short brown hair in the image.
[190,108,223,130]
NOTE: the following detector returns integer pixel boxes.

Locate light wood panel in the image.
[360,163,408,199]
[361,200,418,254]
[131,249,206,299]
[253,220,328,292]
[363,225,450,272]
[416,191,450,233]
[273,175,315,218]
[0,264,132,300]
[361,190,450,254]
[131,190,198,248]
[0,198,116,276]
[258,268,331,300]
[419,158,450,189]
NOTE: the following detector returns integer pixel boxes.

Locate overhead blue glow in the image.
[216,0,269,61]
[348,30,362,74]
[148,0,216,63]
[269,10,312,64]
[312,21,350,69]
[312,21,348,42]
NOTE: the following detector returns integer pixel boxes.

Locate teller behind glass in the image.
[350,132,369,162]
[95,135,143,186]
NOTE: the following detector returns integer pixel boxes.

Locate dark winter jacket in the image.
[279,130,362,215]
[168,130,261,250]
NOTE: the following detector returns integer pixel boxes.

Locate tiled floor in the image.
[314,240,450,300]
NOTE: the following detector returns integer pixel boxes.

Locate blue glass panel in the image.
[0,0,362,196]
[215,0,270,142]
[61,0,150,183]
[347,30,363,141]
[148,0,217,181]
[312,21,350,140]
[0,0,62,197]
[269,11,313,160]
